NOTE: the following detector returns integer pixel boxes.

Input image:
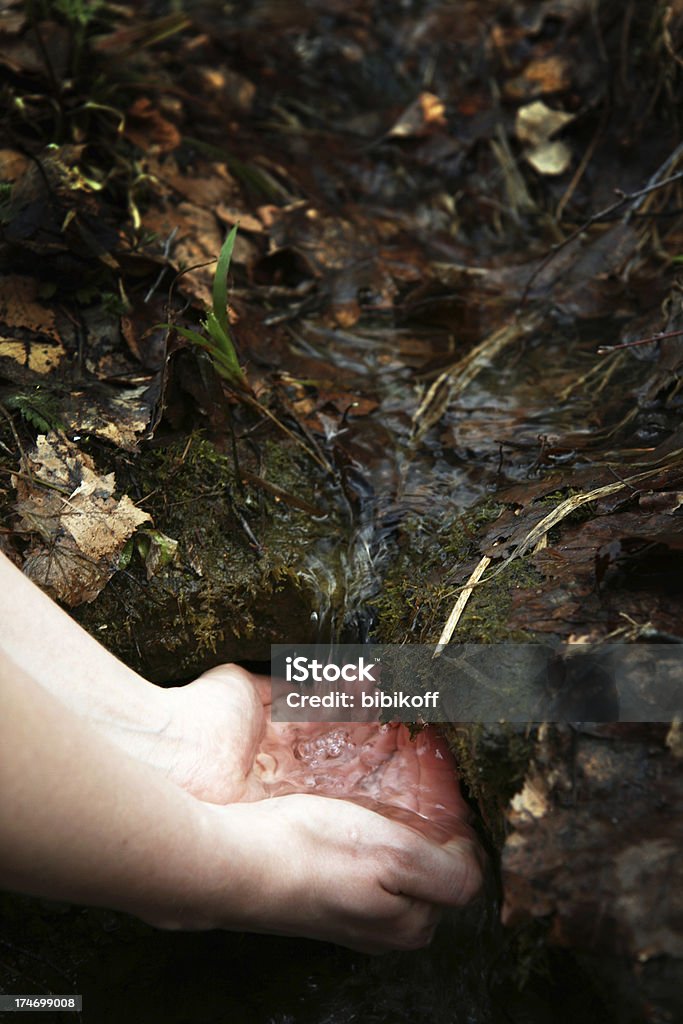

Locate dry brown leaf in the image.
[12,434,150,605]
[61,385,156,452]
[190,65,257,112]
[387,92,447,139]
[142,202,225,308]
[0,275,61,341]
[0,148,29,181]
[215,205,264,233]
[158,159,241,208]
[516,100,575,175]
[0,337,65,374]
[505,56,572,99]
[523,55,571,93]
[124,96,182,154]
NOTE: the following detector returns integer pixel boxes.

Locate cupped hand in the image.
[155,665,475,845]
[201,792,483,953]
[153,664,271,803]
[138,663,485,951]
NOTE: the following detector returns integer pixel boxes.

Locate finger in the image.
[341,897,442,955]
[383,831,484,909]
[381,896,442,952]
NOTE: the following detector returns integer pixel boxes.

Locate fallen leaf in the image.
[0,148,29,181]
[386,92,447,139]
[12,434,150,605]
[516,100,575,175]
[142,201,229,308]
[526,139,573,175]
[60,384,159,451]
[125,96,182,154]
[0,337,65,374]
[505,56,573,99]
[0,275,61,342]
[158,159,241,208]
[515,102,574,147]
[135,528,179,579]
[190,65,257,112]
[523,55,572,92]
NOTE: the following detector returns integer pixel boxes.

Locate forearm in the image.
[0,657,238,928]
[0,551,170,744]
[0,654,482,951]
[0,553,270,803]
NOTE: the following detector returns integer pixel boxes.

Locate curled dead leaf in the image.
[135,528,179,579]
[12,434,150,605]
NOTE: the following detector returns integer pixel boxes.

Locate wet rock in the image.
[502,724,683,1022]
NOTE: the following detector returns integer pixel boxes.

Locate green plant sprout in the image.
[162,226,332,471]
[51,0,102,27]
[171,224,247,389]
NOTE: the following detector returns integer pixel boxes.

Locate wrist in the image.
[145,800,267,932]
[184,800,304,935]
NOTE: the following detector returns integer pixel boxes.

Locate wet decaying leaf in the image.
[12,434,150,605]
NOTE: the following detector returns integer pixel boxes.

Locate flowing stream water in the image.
[294,318,602,643]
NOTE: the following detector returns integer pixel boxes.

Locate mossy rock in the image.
[74,433,342,682]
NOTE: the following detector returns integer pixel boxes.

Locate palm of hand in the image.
[164,666,472,844]
[160,666,270,803]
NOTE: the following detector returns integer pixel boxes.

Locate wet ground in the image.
[2,1,683,1021]
[3,886,612,1024]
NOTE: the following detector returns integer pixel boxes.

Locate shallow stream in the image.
[292,317,619,642]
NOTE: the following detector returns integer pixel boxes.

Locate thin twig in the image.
[597,326,683,354]
[520,150,683,306]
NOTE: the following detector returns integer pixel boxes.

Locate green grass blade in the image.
[212,223,239,339]
[168,325,212,348]
[202,312,242,372]
[171,324,245,385]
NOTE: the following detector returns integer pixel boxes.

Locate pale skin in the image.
[0,551,483,953]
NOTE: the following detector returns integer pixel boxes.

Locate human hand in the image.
[192,792,483,953]
[147,664,484,953]
[152,666,476,848]
[149,664,272,803]
[0,646,483,952]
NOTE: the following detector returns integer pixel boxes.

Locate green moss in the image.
[73,433,341,680]
[444,722,535,847]
[454,558,542,644]
[372,498,541,645]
